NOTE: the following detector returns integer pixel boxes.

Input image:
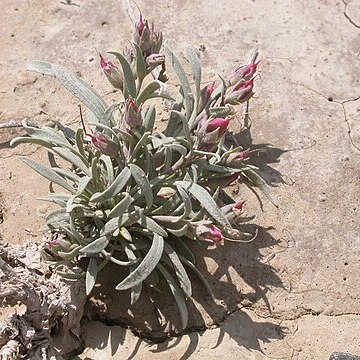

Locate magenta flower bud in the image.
[196,224,224,244]
[99,54,123,90]
[221,200,246,217]
[224,79,254,105]
[198,82,217,112]
[197,117,230,151]
[233,200,246,212]
[137,14,145,36]
[243,60,260,79]
[134,15,163,57]
[226,61,260,86]
[206,82,216,99]
[146,53,165,67]
[91,132,118,157]
[123,98,142,128]
[206,117,230,137]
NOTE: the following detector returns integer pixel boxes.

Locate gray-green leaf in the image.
[115,233,164,290]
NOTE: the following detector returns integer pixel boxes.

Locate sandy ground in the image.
[0,0,360,359]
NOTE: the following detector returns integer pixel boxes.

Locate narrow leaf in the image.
[52,64,109,125]
[164,243,192,298]
[90,166,131,203]
[129,164,153,211]
[137,214,167,237]
[80,236,110,253]
[52,147,91,176]
[109,51,137,99]
[21,157,76,194]
[144,105,156,133]
[157,263,188,329]
[137,80,161,105]
[179,255,215,300]
[133,43,147,84]
[164,46,193,120]
[86,258,98,295]
[175,181,231,227]
[27,60,55,76]
[108,193,134,218]
[243,168,278,207]
[115,233,164,290]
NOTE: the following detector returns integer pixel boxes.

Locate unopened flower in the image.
[134,15,162,57]
[196,223,224,244]
[221,201,246,221]
[47,238,71,250]
[224,79,254,105]
[197,117,230,151]
[198,82,217,112]
[146,53,165,67]
[227,61,260,86]
[224,148,251,166]
[99,54,123,90]
[206,117,229,136]
[123,98,142,128]
[91,132,118,157]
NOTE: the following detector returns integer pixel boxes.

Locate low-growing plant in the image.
[11,13,273,329]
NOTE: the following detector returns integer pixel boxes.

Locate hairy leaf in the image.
[115,233,164,290]
[21,157,76,194]
[86,257,98,295]
[90,166,131,203]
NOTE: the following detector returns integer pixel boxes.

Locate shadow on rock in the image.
[80,126,287,358]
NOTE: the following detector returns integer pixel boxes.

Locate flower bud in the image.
[226,60,260,86]
[100,54,123,90]
[196,223,224,244]
[47,238,71,251]
[206,117,230,137]
[123,98,142,128]
[146,53,165,67]
[225,148,251,166]
[224,79,254,105]
[221,201,246,221]
[198,82,217,112]
[134,15,163,57]
[137,14,145,36]
[91,132,118,157]
[197,117,230,151]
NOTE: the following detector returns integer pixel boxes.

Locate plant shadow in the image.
[80,124,288,359]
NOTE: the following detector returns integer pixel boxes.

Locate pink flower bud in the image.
[233,200,246,212]
[224,79,254,105]
[123,98,142,128]
[137,14,145,36]
[134,15,163,57]
[146,53,165,67]
[99,54,123,90]
[206,117,230,137]
[196,224,224,244]
[226,60,260,86]
[91,132,118,157]
[225,148,251,166]
[197,117,230,151]
[206,82,217,99]
[47,238,71,250]
[243,61,260,79]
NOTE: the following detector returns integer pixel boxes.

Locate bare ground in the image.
[0,0,360,359]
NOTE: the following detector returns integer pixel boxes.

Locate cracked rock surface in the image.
[0,0,359,359]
